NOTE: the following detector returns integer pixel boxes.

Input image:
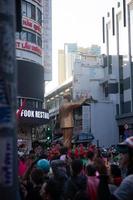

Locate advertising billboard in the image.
[43,0,52,81]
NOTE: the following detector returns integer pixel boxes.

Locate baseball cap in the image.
[36,159,50,173]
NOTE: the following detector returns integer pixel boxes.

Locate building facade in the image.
[58,49,66,85]
[58,43,101,85]
[102,0,133,139]
[16,0,52,149]
[45,53,118,146]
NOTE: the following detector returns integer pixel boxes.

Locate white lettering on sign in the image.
[21,110,34,118]
[35,111,49,119]
[0,137,13,186]
[19,109,49,119]
[16,40,42,56]
[22,17,42,34]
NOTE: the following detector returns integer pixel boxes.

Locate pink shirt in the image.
[18,160,27,177]
[87,176,99,200]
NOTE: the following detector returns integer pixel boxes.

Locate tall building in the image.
[64,43,77,80]
[16,0,52,149]
[58,50,66,85]
[89,45,101,56]
[101,0,133,140]
[58,43,101,85]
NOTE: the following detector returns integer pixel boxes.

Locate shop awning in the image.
[116,113,133,126]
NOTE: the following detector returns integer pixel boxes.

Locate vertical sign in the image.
[112,8,115,36]
[0,0,19,198]
[43,0,52,81]
[123,0,126,27]
[102,17,105,43]
[0,137,13,186]
[82,105,90,133]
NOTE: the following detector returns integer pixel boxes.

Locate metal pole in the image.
[89,104,91,133]
[0,0,20,199]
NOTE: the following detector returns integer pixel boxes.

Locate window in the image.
[37,36,42,47]
[123,77,130,90]
[27,2,32,18]
[18,30,42,46]
[22,1,26,16]
[123,101,131,113]
[21,31,27,40]
[31,4,36,20]
[38,101,42,109]
[16,32,20,40]
[27,32,36,43]
[103,82,108,98]
[26,99,35,107]
[108,55,112,74]
[37,8,42,25]
[108,83,118,94]
[22,0,36,20]
[116,104,119,115]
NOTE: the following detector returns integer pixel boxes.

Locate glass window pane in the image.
[31,4,36,20]
[27,2,31,18]
[22,0,26,16]
[21,31,27,40]
[16,32,20,40]
[37,8,42,24]
[37,36,42,47]
[27,32,36,43]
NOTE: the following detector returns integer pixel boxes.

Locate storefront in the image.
[17,107,49,152]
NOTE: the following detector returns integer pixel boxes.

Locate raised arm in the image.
[62,97,87,110]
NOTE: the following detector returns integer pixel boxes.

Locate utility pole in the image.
[0,0,20,199]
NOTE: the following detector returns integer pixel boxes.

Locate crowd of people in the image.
[18,136,133,200]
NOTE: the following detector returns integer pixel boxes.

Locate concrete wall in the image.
[73,59,104,100]
[91,101,119,147]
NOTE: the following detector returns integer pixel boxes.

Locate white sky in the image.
[46,0,114,93]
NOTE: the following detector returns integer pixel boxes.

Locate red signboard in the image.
[16,40,42,56]
[22,17,42,34]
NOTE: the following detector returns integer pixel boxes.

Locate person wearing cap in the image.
[112,136,133,200]
[36,159,50,174]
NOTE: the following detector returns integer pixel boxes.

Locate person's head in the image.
[117,136,133,175]
[71,159,83,176]
[28,150,35,160]
[110,164,121,178]
[51,159,67,178]
[94,157,108,175]
[30,168,44,186]
[44,178,63,200]
[86,164,97,176]
[87,151,94,161]
[60,146,68,155]
[36,159,50,174]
